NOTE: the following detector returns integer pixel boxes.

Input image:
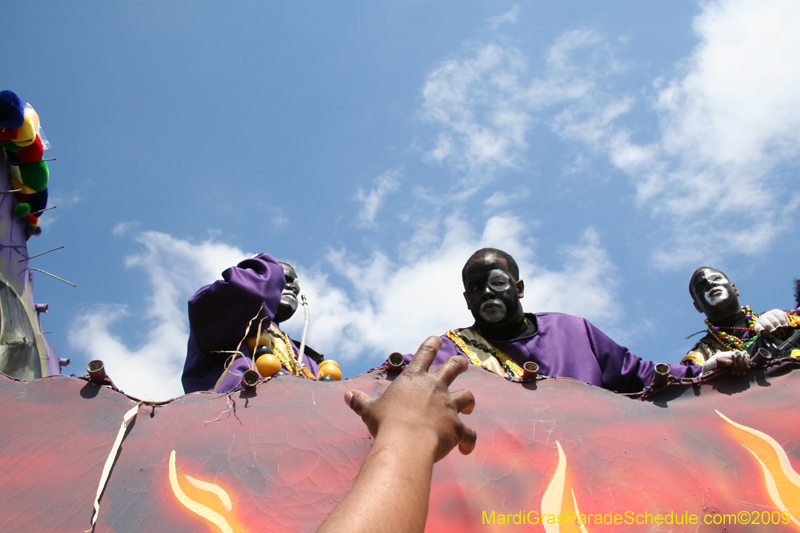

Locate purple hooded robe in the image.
[182,253,320,393]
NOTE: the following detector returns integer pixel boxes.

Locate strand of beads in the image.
[705,305,758,351]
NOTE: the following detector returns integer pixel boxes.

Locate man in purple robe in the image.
[181,253,320,393]
[407,248,747,393]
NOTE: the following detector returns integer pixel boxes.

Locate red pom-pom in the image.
[14,136,43,163]
[24,214,39,225]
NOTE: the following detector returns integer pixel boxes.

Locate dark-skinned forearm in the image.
[316,426,438,533]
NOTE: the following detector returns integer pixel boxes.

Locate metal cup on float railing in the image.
[386,352,405,372]
[649,363,670,389]
[241,369,261,389]
[521,361,539,382]
[750,347,772,369]
[86,360,106,384]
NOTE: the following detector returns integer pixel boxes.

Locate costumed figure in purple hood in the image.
[681,267,800,368]
[182,253,336,394]
[400,248,749,393]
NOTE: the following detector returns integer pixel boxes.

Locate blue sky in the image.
[4,0,800,400]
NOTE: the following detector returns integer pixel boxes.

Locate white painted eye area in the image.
[487,270,511,292]
[707,272,727,284]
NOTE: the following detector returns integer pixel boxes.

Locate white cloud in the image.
[271,209,289,230]
[68,232,249,400]
[420,30,626,190]
[621,0,800,268]
[47,189,83,208]
[281,215,622,366]
[354,169,402,226]
[484,187,530,208]
[421,43,533,184]
[431,0,800,269]
[488,5,519,30]
[656,0,800,168]
[70,220,621,398]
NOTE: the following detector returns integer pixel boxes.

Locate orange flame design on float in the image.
[169,450,248,533]
[717,411,800,528]
[540,441,591,533]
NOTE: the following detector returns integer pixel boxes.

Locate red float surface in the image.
[2,363,800,532]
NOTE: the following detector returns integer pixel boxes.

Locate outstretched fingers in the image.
[344,389,374,416]
[451,389,475,415]
[435,354,469,387]
[457,424,478,456]
[405,336,443,373]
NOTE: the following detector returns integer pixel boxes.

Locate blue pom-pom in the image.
[0,91,25,130]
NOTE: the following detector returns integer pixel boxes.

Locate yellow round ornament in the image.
[256,353,282,378]
[317,360,342,381]
[245,331,272,356]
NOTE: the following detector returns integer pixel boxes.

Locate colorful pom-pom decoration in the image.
[14,136,43,164]
[25,189,48,214]
[13,203,30,217]
[0,91,24,130]
[18,161,48,192]
[2,91,52,233]
[2,141,22,153]
[12,112,37,147]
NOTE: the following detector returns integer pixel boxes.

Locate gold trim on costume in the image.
[445,329,524,378]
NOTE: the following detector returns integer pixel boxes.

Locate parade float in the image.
[2,92,800,533]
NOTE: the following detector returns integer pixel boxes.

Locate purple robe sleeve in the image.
[182,253,285,393]
[584,319,702,393]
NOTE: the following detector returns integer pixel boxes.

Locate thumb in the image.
[344,389,374,416]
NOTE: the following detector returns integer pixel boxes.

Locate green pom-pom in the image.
[13,203,30,217]
[3,142,22,153]
[18,161,48,192]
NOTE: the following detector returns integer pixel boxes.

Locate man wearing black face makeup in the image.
[275,262,326,365]
[400,248,741,393]
[182,254,325,394]
[681,267,799,368]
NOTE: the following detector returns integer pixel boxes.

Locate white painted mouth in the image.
[281,293,298,308]
[705,286,728,306]
[479,299,507,323]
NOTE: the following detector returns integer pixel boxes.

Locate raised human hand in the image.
[754,309,789,340]
[703,350,750,376]
[344,336,477,462]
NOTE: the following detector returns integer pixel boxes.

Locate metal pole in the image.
[298,295,310,362]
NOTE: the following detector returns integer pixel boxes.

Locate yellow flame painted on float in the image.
[540,441,590,533]
[169,450,245,533]
[717,411,800,528]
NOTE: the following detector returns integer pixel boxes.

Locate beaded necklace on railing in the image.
[704,305,759,351]
[445,330,524,379]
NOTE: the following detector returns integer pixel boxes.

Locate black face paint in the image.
[275,263,300,323]
[690,268,739,321]
[463,256,526,335]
